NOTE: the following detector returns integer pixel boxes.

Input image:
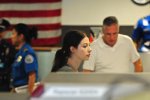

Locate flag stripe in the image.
[6,17,61,24]
[38,30,61,38]
[10,23,61,31]
[34,23,61,30]
[0,0,61,3]
[0,9,61,17]
[8,23,61,31]
[32,36,61,46]
[5,29,61,39]
[0,2,61,11]
[7,36,61,46]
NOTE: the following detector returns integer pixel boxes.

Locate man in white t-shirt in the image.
[83,16,143,73]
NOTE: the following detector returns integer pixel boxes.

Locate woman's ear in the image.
[18,34,24,42]
[70,46,76,53]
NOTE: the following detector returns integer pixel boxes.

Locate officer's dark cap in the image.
[0,19,10,32]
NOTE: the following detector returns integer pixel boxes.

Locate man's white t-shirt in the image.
[83,34,140,73]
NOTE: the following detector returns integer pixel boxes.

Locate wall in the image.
[36,51,56,80]
[62,0,150,25]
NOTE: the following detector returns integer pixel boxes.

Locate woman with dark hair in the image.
[51,30,91,72]
[11,23,38,94]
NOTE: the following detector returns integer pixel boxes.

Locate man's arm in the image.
[134,58,143,72]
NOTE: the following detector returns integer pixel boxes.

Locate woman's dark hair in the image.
[14,23,38,44]
[51,30,87,72]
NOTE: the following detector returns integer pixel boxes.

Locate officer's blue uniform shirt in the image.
[12,43,38,87]
[132,15,150,52]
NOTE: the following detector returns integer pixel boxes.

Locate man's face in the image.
[102,24,119,47]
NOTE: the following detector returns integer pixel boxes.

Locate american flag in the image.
[0,0,61,46]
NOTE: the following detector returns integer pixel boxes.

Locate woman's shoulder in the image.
[58,65,74,72]
[23,44,35,54]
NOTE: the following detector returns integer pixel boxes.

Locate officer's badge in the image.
[25,55,34,64]
[17,56,22,62]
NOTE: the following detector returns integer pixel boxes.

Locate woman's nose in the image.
[88,47,92,52]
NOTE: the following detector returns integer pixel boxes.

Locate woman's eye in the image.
[83,46,87,48]
[82,44,87,48]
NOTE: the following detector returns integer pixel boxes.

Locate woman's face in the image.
[11,29,21,46]
[73,37,91,60]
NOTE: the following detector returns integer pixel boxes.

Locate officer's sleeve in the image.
[24,53,37,73]
[132,19,143,42]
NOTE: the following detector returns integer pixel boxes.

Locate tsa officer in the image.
[11,23,38,94]
[132,15,150,52]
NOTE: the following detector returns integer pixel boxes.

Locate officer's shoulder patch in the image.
[142,19,149,26]
[25,54,34,64]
